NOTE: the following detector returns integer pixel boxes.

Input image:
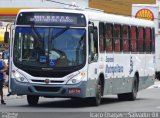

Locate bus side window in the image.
[151,28,155,53]
[113,24,121,52]
[138,27,144,52]
[145,28,151,53]
[99,22,105,53]
[105,23,113,52]
[88,26,98,62]
[122,25,129,52]
[131,26,137,52]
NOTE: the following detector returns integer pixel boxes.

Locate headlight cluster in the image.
[12,70,28,83]
[66,72,86,84]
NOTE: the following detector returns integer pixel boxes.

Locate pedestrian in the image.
[2,47,9,60]
[28,41,44,60]
[0,53,7,105]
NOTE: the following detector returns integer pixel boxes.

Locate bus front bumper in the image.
[10,78,87,98]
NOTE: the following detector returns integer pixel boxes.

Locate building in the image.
[89,0,156,16]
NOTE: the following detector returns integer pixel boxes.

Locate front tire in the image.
[27,95,39,106]
[89,80,102,106]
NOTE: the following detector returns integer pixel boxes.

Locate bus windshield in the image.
[13,27,86,68]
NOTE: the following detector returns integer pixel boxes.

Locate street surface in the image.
[0,81,160,118]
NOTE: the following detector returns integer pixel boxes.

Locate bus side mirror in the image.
[88,53,97,63]
[4,32,9,43]
[88,21,94,33]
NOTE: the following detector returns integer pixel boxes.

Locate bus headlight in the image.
[66,72,86,84]
[12,70,28,83]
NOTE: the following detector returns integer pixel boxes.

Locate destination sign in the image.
[29,15,77,23]
[16,12,86,27]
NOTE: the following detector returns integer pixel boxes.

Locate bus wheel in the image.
[129,75,138,100]
[89,80,102,106]
[118,76,138,101]
[156,72,160,80]
[27,95,39,106]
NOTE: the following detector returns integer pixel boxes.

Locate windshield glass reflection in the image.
[13,27,86,68]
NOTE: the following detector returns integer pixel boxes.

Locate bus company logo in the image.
[44,79,50,84]
[135,9,154,21]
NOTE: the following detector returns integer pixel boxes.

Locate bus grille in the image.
[34,86,61,92]
[24,69,73,77]
[31,80,64,83]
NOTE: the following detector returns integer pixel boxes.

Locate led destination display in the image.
[29,15,77,24]
[16,12,86,27]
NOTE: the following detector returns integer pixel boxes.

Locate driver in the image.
[49,49,60,60]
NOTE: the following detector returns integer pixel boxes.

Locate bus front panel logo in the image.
[135,9,154,21]
[44,79,50,84]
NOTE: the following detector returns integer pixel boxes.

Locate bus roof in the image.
[87,11,155,27]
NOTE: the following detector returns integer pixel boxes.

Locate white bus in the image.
[5,8,155,106]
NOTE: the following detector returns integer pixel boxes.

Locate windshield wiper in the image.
[51,26,70,41]
[31,25,43,41]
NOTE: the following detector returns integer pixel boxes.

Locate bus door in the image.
[4,23,15,93]
[87,25,99,96]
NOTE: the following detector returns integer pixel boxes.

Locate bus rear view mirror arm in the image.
[4,32,9,43]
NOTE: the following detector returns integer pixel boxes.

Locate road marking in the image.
[147,85,160,89]
[156,106,160,109]
[147,81,160,89]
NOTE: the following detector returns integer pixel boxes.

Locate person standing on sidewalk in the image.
[0,53,7,105]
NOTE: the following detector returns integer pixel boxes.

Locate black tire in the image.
[27,95,39,106]
[89,80,102,106]
[129,76,138,100]
[118,76,138,101]
[156,72,160,80]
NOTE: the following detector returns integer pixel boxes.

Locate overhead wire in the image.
[44,0,160,20]
[45,0,79,7]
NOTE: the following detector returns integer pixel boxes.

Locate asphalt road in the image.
[0,86,160,118]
